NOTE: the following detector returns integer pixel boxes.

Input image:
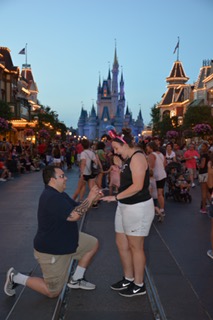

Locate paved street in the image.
[0,167,213,320]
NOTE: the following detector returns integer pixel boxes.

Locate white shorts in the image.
[115,198,155,237]
[53,158,61,164]
[198,173,208,183]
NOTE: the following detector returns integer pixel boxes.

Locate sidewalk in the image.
[0,169,213,319]
[0,167,80,320]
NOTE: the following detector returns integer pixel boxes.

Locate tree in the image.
[183,105,213,130]
[158,114,174,139]
[0,101,13,120]
[150,104,161,136]
[34,105,67,140]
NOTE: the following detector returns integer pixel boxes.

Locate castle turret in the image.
[111,47,119,115]
[107,67,111,94]
[120,70,125,101]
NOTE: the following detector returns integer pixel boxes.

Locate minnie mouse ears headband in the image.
[108,129,127,144]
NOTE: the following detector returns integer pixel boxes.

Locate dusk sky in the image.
[1,0,213,128]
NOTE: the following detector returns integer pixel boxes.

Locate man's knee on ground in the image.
[46,289,61,298]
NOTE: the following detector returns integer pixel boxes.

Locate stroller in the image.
[165,161,192,203]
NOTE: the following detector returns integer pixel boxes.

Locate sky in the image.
[1,0,213,129]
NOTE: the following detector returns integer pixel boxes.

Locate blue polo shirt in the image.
[34,185,79,255]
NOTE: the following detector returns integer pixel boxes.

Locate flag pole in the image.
[177,37,180,61]
[25,43,28,66]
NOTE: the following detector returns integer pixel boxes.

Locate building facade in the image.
[77,48,144,140]
[157,58,213,122]
[0,46,40,142]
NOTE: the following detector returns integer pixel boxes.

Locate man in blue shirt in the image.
[4,165,101,298]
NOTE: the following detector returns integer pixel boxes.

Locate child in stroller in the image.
[165,162,192,203]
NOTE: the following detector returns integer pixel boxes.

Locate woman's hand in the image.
[101,195,116,202]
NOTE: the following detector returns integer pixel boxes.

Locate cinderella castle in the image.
[77,48,144,140]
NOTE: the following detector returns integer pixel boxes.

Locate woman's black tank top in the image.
[118,150,151,204]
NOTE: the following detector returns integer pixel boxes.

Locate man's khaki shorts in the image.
[34,232,97,294]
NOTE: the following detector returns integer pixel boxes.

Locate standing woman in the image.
[102,128,154,297]
[165,142,176,166]
[52,144,61,167]
[146,141,167,217]
[198,142,210,214]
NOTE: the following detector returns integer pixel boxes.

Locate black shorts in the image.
[156,178,166,189]
[83,174,96,181]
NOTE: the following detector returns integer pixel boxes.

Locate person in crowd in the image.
[79,139,99,189]
[52,144,61,167]
[175,173,190,193]
[65,143,73,170]
[0,153,14,181]
[102,128,154,297]
[0,137,11,156]
[4,165,102,298]
[5,152,20,176]
[60,143,66,169]
[45,143,53,165]
[95,141,108,189]
[207,189,213,260]
[207,217,213,260]
[73,139,99,206]
[153,136,166,155]
[207,152,213,195]
[146,141,167,217]
[37,141,47,162]
[76,140,83,166]
[198,142,210,214]
[15,140,23,155]
[103,155,121,195]
[165,142,176,166]
[149,169,162,221]
[183,143,200,188]
[173,142,184,163]
[208,138,213,153]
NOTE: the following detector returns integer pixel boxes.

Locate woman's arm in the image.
[102,153,147,202]
[200,156,206,169]
[147,153,156,170]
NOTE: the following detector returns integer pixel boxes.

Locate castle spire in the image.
[113,43,119,68]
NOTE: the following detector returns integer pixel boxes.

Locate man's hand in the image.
[67,185,103,221]
[87,184,104,204]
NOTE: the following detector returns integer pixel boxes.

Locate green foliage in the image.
[183,105,213,130]
[34,105,67,139]
[158,114,174,138]
[0,100,13,120]
[150,104,161,136]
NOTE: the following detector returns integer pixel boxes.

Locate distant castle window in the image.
[104,89,107,97]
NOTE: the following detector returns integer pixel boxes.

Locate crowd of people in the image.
[2,128,213,303]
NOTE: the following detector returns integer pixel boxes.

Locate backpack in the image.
[85,151,99,176]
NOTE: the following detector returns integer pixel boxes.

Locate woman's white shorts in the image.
[115,198,155,236]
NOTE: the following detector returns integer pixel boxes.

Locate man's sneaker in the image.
[207,249,213,259]
[110,277,133,291]
[4,267,17,296]
[119,283,146,297]
[192,183,195,188]
[200,209,207,214]
[67,277,96,290]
